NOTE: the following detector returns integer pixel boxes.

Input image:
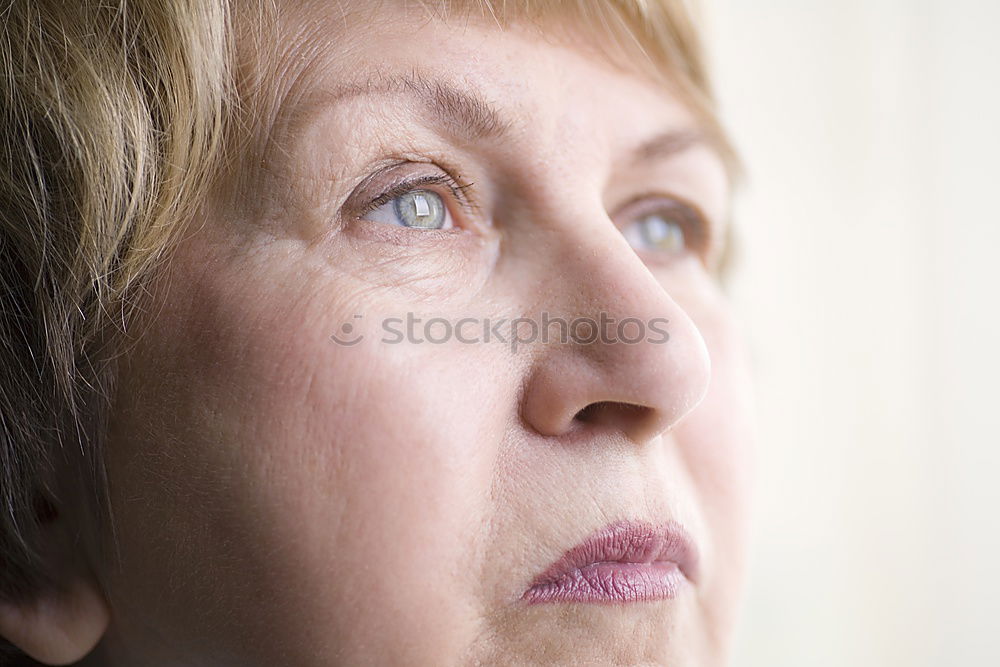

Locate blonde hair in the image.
[1,0,232,603]
[0,0,729,618]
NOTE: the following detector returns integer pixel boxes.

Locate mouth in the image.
[521,519,699,605]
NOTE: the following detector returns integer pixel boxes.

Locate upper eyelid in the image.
[614,194,711,233]
[355,167,480,218]
[363,175,451,212]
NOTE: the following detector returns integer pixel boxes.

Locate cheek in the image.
[103,240,509,662]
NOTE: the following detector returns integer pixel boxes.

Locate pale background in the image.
[702,1,1000,665]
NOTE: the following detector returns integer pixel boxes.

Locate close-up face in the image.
[74,2,755,666]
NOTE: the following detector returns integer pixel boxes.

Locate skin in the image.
[17,3,756,666]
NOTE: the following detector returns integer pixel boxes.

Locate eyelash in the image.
[359,173,477,219]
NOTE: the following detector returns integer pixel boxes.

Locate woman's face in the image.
[97,3,754,666]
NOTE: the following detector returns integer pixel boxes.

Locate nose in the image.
[519,223,712,445]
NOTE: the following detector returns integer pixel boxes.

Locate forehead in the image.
[244,1,708,164]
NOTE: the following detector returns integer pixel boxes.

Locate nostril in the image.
[573,401,650,426]
[573,402,600,423]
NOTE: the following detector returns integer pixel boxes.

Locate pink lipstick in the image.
[522,519,699,604]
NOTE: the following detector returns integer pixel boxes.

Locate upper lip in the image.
[526,519,700,590]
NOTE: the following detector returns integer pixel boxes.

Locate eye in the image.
[618,198,708,259]
[362,189,453,230]
[625,212,686,253]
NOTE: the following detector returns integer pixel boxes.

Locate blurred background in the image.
[702,0,1000,665]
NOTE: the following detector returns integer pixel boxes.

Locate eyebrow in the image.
[629,128,707,166]
[284,71,705,165]
[313,71,515,142]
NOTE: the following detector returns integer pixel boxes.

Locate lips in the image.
[522,519,699,604]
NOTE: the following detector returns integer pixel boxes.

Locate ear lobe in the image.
[0,578,109,665]
[0,492,109,665]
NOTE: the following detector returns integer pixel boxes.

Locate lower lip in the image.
[522,561,688,604]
